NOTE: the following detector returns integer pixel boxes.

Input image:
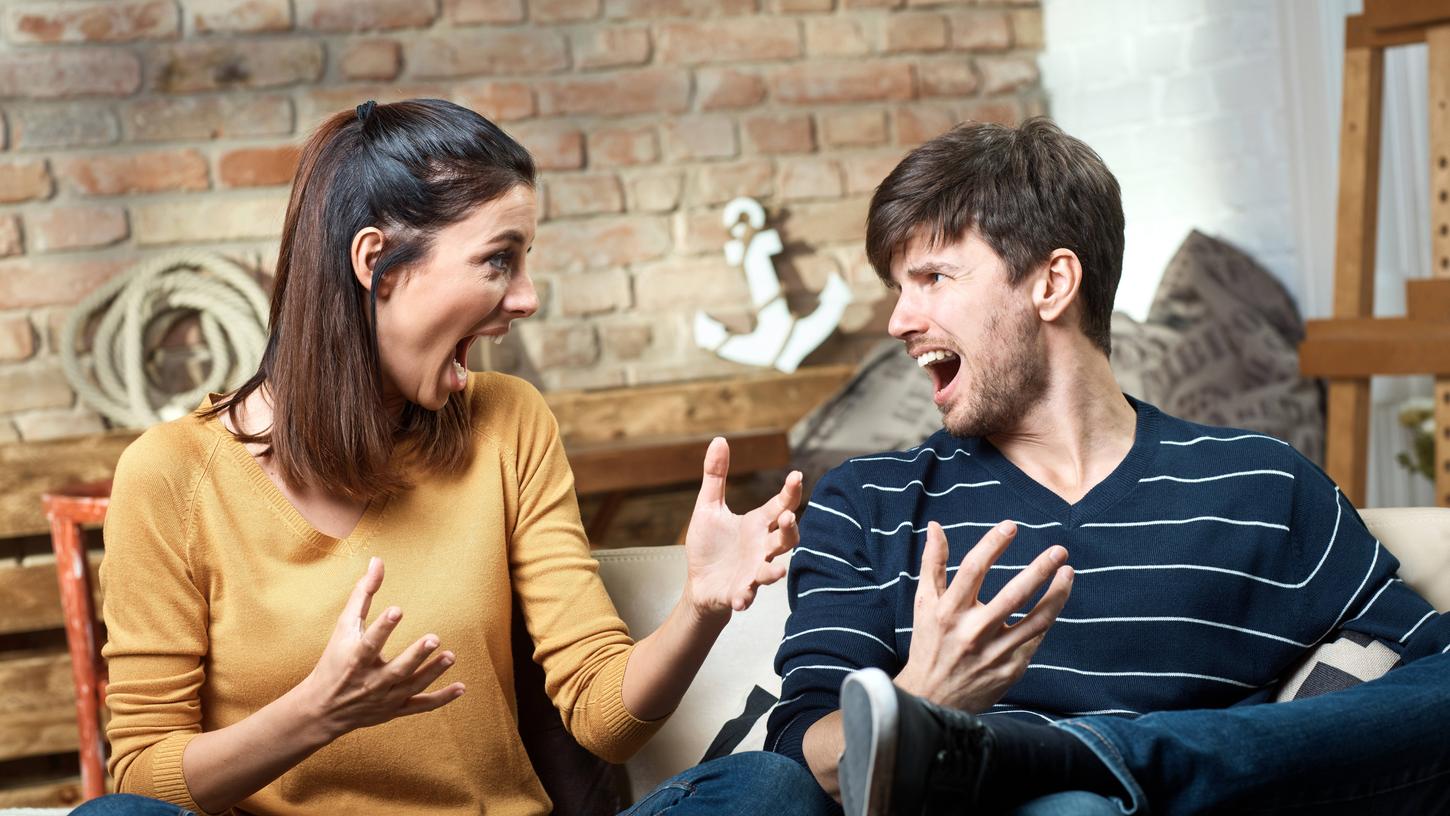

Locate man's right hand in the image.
[296,557,466,739]
[891,520,1073,712]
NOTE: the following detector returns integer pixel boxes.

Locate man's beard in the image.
[941,304,1049,439]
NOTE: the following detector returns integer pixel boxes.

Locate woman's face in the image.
[368,184,539,413]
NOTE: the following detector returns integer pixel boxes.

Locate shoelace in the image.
[923,703,989,805]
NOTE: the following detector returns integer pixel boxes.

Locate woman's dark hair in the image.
[204,98,536,501]
[865,117,1125,355]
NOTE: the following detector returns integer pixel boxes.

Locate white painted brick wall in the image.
[1040,0,1299,319]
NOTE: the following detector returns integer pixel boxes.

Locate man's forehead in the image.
[890,228,996,279]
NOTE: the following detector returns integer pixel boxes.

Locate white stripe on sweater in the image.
[862,479,1000,496]
[1160,433,1288,447]
[851,448,970,464]
[1003,613,1309,647]
[1344,578,1401,625]
[1027,663,1256,689]
[1400,610,1438,644]
[783,626,896,655]
[870,519,1063,536]
[1080,516,1290,532]
[1139,469,1294,484]
[807,501,862,530]
[793,546,873,572]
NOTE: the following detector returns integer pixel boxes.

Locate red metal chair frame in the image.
[42,481,113,802]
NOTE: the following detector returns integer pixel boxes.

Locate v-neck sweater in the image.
[766,397,1450,766]
[100,373,659,815]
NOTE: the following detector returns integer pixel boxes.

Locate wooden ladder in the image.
[1299,0,1450,508]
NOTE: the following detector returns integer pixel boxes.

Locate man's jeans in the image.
[621,751,838,815]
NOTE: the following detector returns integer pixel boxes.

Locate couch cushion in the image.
[1360,507,1450,611]
[594,546,792,799]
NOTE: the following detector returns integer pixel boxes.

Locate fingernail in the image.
[1052,546,1067,563]
[424,637,438,649]
[997,520,1016,534]
[387,608,401,622]
[368,556,380,570]
[442,653,454,666]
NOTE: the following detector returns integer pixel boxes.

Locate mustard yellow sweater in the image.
[100,373,660,815]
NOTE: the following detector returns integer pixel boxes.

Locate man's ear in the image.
[1033,248,1083,325]
[350,227,388,297]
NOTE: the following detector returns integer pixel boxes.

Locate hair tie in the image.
[355,99,377,125]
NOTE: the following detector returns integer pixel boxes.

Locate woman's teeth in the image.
[453,359,468,381]
[916,349,959,367]
[492,334,505,345]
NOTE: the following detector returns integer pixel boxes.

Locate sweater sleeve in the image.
[766,463,901,767]
[502,380,663,763]
[99,427,211,813]
[1290,456,1450,661]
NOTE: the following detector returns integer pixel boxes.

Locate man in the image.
[766,118,1450,815]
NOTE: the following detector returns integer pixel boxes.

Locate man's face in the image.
[887,229,1048,438]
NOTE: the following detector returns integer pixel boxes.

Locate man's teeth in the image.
[916,350,959,368]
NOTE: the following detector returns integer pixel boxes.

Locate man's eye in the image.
[929,273,945,284]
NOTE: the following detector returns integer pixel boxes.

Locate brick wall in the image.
[0,0,1044,442]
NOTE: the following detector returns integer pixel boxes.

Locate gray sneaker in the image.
[838,667,995,816]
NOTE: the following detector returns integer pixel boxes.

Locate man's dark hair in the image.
[865,117,1125,355]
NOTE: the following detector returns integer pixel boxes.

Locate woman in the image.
[78,99,830,815]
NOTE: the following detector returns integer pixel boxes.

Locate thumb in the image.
[695,436,730,508]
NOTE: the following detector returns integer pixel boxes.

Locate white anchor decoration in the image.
[694,197,855,373]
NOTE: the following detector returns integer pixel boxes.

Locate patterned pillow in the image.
[1273,630,1402,702]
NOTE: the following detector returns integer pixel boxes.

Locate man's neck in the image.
[986,349,1137,506]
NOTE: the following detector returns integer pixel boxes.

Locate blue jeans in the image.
[68,793,193,815]
[620,751,838,815]
[1057,651,1450,814]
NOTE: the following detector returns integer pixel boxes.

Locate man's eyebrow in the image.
[903,261,959,278]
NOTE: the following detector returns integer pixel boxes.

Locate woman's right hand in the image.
[295,557,465,739]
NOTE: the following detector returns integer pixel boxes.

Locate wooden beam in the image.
[0,651,78,762]
[0,776,85,809]
[0,554,101,636]
[568,429,789,497]
[1301,319,1450,376]
[1361,0,1450,36]
[1405,278,1450,321]
[1431,25,1450,507]
[0,430,137,540]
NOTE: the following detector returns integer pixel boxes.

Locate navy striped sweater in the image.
[766,397,1450,766]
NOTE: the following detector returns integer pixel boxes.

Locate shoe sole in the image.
[839,668,898,816]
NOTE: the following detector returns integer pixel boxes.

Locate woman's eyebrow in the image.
[486,228,528,247]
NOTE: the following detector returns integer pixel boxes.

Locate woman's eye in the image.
[486,251,514,274]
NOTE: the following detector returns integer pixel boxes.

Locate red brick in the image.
[150,40,323,93]
[1011,9,1043,50]
[657,19,802,65]
[0,216,22,257]
[843,153,904,194]
[29,204,128,252]
[523,323,599,369]
[697,69,767,111]
[531,0,600,22]
[122,94,293,141]
[218,145,301,188]
[604,0,754,16]
[949,10,1011,52]
[919,60,979,96]
[191,0,291,34]
[409,31,567,78]
[690,160,773,206]
[535,216,671,271]
[896,104,957,146]
[5,0,177,43]
[774,0,833,11]
[664,116,738,161]
[0,315,35,361]
[509,124,584,170]
[845,0,900,6]
[572,27,650,70]
[804,18,871,56]
[772,61,914,105]
[297,0,436,31]
[295,84,449,129]
[821,110,888,147]
[0,363,75,413]
[0,49,140,98]
[960,98,1022,126]
[978,55,1039,94]
[589,126,658,166]
[674,209,729,255]
[0,256,127,309]
[744,113,815,155]
[131,192,288,245]
[629,171,683,213]
[634,257,750,310]
[57,149,207,196]
[14,408,107,442]
[780,158,842,201]
[339,39,401,81]
[885,12,948,52]
[558,268,631,316]
[10,105,119,149]
[0,158,53,203]
[778,197,869,245]
[546,174,624,218]
[538,69,690,117]
[455,82,535,122]
[445,0,524,23]
[602,323,653,360]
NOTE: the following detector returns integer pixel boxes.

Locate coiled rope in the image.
[60,251,269,428]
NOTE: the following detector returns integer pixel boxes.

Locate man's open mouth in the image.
[916,349,962,399]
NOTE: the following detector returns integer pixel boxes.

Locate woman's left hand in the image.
[682,437,803,618]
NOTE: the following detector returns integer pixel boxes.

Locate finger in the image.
[754,471,802,527]
[755,557,788,588]
[383,633,441,682]
[765,511,798,560]
[398,650,456,698]
[695,437,730,509]
[360,605,403,656]
[398,683,466,716]
[1003,565,1074,648]
[919,521,949,600]
[982,544,1068,625]
[941,521,1017,610]
[341,557,385,626]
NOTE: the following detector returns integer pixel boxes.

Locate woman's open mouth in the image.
[450,335,477,391]
[917,349,962,406]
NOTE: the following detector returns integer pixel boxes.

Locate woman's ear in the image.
[350,227,387,297]
[1033,248,1083,324]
